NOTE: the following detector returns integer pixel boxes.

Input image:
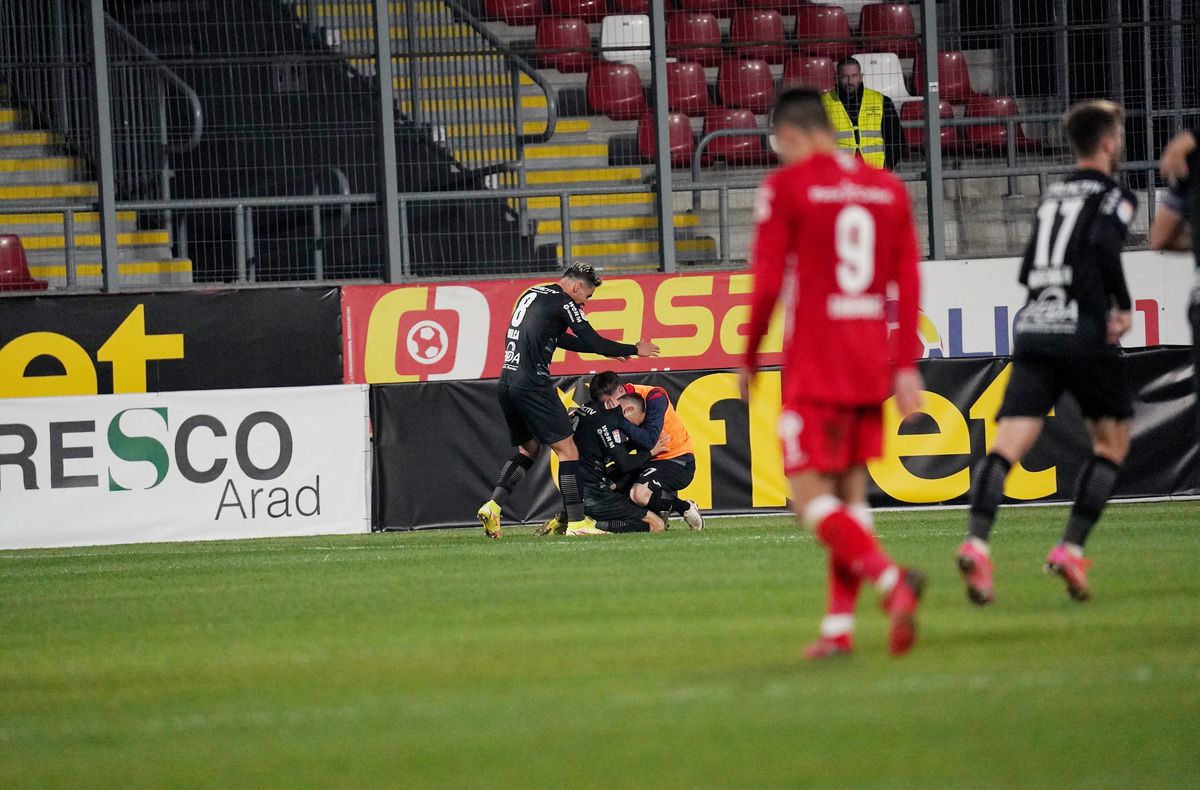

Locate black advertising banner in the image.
[0,288,342,398]
[372,349,1199,530]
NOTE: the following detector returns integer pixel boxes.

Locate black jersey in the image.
[573,401,646,493]
[499,284,638,389]
[1014,169,1136,352]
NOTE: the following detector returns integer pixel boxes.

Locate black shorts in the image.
[498,383,574,446]
[583,485,648,523]
[635,454,696,494]
[997,348,1133,421]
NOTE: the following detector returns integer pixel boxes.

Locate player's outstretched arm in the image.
[1160,130,1197,184]
[566,320,659,359]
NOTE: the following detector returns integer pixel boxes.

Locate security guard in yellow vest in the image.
[820,56,903,169]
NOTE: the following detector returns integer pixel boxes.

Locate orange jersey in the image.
[628,384,693,460]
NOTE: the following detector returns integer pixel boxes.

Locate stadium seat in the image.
[717,58,775,113]
[729,10,787,65]
[678,0,736,15]
[900,99,960,153]
[586,62,647,120]
[667,61,710,115]
[549,0,607,24]
[852,52,918,105]
[666,12,723,68]
[744,0,792,11]
[600,14,651,64]
[858,3,917,59]
[638,111,696,165]
[912,50,976,104]
[794,5,854,61]
[0,235,48,292]
[703,107,767,165]
[782,54,837,92]
[536,18,594,73]
[964,95,1038,152]
[612,0,649,11]
[484,0,542,25]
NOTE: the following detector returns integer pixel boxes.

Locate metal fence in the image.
[0,0,1194,292]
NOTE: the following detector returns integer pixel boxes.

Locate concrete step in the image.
[442,118,592,137]
[18,229,171,255]
[520,165,645,186]
[0,131,60,158]
[0,107,22,132]
[467,143,610,169]
[393,72,536,90]
[535,212,699,237]
[516,190,657,219]
[544,236,716,271]
[0,182,99,203]
[293,1,449,18]
[397,93,547,114]
[0,210,140,236]
[0,157,86,185]
[28,258,193,289]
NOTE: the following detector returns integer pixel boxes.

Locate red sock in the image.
[812,504,893,583]
[828,557,861,616]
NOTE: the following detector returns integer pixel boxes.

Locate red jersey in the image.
[743,152,922,406]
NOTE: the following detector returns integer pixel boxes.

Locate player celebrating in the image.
[477,262,659,538]
[957,101,1137,604]
[1150,128,1200,414]
[740,87,926,659]
[589,371,704,529]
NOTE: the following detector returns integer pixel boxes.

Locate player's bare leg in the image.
[958,417,1045,603]
[479,439,541,538]
[791,468,924,658]
[1045,418,1130,600]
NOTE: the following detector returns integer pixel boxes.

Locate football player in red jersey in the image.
[740,87,927,658]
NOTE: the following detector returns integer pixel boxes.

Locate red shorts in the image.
[777,400,884,476]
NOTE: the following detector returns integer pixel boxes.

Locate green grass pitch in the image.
[2,502,1197,788]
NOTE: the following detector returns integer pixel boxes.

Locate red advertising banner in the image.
[340,272,787,383]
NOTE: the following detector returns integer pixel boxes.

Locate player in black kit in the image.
[568,393,666,534]
[477,262,660,538]
[1150,126,1200,410]
[957,101,1137,604]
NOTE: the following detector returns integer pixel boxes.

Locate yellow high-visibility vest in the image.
[821,88,886,168]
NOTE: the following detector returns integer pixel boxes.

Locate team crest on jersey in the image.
[753,184,774,222]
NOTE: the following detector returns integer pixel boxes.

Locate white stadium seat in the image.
[601,15,651,65]
[853,51,920,106]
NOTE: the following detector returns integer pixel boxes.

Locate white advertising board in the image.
[0,384,371,549]
[917,250,1196,358]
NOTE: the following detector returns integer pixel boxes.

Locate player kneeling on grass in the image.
[539,393,666,535]
[741,86,926,659]
[957,101,1137,605]
[586,371,704,530]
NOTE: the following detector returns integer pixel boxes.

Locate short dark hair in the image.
[771,86,833,133]
[1064,100,1124,158]
[835,56,862,73]
[562,261,602,287]
[618,392,645,414]
[589,371,623,399]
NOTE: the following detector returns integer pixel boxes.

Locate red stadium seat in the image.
[678,0,736,15]
[666,12,723,67]
[484,0,542,25]
[964,95,1038,152]
[667,61,710,114]
[612,0,649,11]
[703,107,766,165]
[859,3,918,59]
[717,58,775,113]
[794,5,854,61]
[638,111,696,165]
[730,9,787,65]
[900,100,960,153]
[549,0,606,23]
[586,62,647,120]
[0,235,48,292]
[744,0,792,11]
[782,54,836,92]
[536,18,594,73]
[913,50,976,104]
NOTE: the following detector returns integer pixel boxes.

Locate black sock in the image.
[1063,456,1121,548]
[646,488,689,516]
[967,452,1012,543]
[558,460,584,523]
[491,452,534,506]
